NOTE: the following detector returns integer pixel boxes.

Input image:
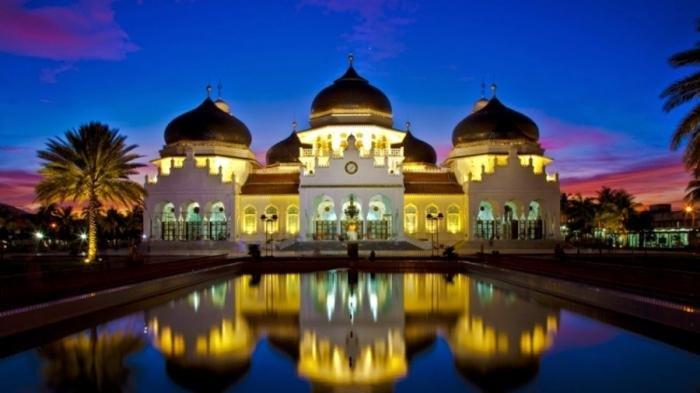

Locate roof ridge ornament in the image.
[292,120,297,132]
[480,81,486,98]
[490,83,497,98]
[405,120,411,132]
[217,81,223,99]
[206,84,212,98]
[348,52,354,67]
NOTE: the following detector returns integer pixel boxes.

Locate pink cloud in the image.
[561,155,690,208]
[0,0,138,62]
[299,0,414,60]
[0,169,42,210]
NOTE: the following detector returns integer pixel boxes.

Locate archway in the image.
[161,202,177,240]
[476,201,495,239]
[313,195,337,240]
[208,201,227,240]
[527,201,543,239]
[340,195,363,240]
[503,201,519,240]
[184,202,202,240]
[366,194,392,240]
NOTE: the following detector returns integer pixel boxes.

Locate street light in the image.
[260,214,278,257]
[685,205,696,228]
[426,212,444,256]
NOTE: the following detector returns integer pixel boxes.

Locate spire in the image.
[206,84,212,98]
[405,120,411,132]
[490,83,497,98]
[292,120,298,132]
[347,52,354,67]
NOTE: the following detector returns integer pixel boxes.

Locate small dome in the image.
[164,98,252,146]
[392,131,437,164]
[266,131,311,165]
[452,97,539,146]
[310,60,392,128]
[214,98,230,114]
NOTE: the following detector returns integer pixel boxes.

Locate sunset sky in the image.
[1,0,699,210]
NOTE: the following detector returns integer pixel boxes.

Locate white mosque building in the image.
[142,56,561,254]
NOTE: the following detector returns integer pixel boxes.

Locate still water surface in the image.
[0,271,698,392]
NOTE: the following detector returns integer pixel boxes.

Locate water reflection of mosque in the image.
[146,272,560,392]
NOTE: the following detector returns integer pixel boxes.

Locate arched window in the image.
[404,205,418,234]
[243,206,257,234]
[286,205,299,235]
[425,205,439,234]
[447,204,460,234]
[264,205,279,233]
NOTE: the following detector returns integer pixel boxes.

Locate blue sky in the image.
[0,0,699,208]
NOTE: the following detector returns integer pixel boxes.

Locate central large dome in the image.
[310,58,393,128]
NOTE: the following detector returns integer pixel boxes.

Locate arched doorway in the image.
[366,194,392,240]
[527,201,543,239]
[314,195,337,240]
[208,201,227,240]
[341,195,363,240]
[184,202,202,240]
[161,202,177,240]
[476,201,495,239]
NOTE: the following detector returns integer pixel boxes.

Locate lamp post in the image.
[426,212,444,257]
[260,214,278,257]
[685,205,696,228]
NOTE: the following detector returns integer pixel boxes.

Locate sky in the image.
[0,0,698,210]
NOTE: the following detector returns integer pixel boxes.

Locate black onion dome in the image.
[310,65,393,127]
[164,98,252,146]
[392,131,437,164]
[266,131,311,165]
[452,98,539,146]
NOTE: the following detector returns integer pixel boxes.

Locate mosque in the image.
[142,56,561,254]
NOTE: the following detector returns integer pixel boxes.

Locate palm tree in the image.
[564,194,597,238]
[661,19,700,203]
[35,122,145,262]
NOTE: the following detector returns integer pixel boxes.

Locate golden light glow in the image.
[298,330,407,385]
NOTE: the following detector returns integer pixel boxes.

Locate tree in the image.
[661,19,700,204]
[35,122,146,262]
[563,194,597,238]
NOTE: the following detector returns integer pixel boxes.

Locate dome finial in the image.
[206,84,212,98]
[347,52,354,67]
[480,81,486,98]
[292,120,297,132]
[405,120,411,131]
[490,83,497,98]
[217,81,223,98]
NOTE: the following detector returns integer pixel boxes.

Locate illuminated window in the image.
[447,204,460,233]
[286,205,299,235]
[264,205,279,233]
[404,205,417,234]
[426,205,439,233]
[243,206,257,234]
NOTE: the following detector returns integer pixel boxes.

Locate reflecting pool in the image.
[1,271,698,392]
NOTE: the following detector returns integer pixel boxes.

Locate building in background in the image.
[142,56,561,254]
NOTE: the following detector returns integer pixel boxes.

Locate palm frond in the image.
[661,72,700,111]
[670,103,700,150]
[668,47,700,67]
